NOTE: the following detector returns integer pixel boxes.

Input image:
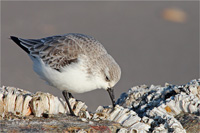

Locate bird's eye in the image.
[105,76,110,82]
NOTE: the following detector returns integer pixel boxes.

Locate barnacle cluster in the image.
[1,79,200,132]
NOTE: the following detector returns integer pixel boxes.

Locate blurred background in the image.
[1,1,199,111]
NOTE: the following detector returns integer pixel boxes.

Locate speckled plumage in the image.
[17,33,107,71]
[10,33,121,94]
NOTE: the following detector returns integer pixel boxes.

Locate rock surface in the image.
[0,79,200,132]
[0,113,123,132]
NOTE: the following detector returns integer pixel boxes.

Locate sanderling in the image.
[10,33,121,116]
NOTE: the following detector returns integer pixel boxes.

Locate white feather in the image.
[31,57,108,93]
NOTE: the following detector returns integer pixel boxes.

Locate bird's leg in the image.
[107,88,116,110]
[68,92,74,98]
[62,90,76,116]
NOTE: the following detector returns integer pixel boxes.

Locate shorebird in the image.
[10,33,121,116]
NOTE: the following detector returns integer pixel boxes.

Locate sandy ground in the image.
[1,1,199,111]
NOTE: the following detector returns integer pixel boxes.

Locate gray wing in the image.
[11,33,107,71]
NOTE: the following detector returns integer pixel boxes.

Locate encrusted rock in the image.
[1,79,200,132]
[93,105,150,132]
[117,79,200,132]
[0,86,90,119]
[0,86,32,117]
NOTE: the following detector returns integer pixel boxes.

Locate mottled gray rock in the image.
[1,79,200,132]
[0,113,122,132]
[117,79,200,132]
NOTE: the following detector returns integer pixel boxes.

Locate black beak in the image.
[107,88,116,109]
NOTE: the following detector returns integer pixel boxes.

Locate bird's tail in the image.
[10,36,31,54]
[10,36,43,54]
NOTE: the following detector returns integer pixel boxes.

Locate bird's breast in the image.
[32,58,104,93]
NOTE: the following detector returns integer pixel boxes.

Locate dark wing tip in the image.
[10,36,17,39]
[10,36,19,42]
[10,36,21,45]
[10,36,30,54]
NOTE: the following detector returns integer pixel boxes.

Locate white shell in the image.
[31,92,50,117]
[15,95,24,115]
[74,101,86,116]
[129,122,150,132]
[22,95,32,116]
[122,115,141,127]
[117,128,128,133]
[0,93,4,116]
[4,89,17,113]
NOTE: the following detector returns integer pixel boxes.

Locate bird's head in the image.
[97,54,121,108]
[97,54,121,90]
